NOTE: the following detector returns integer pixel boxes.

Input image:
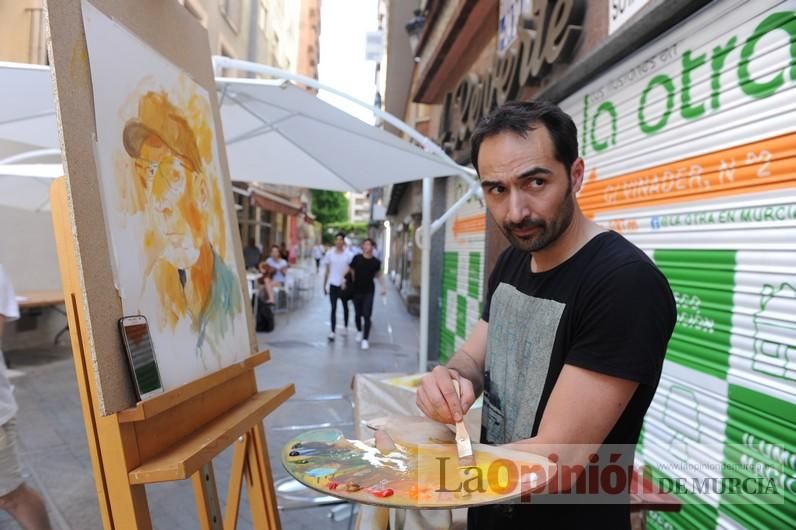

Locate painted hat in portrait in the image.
[122,91,203,172]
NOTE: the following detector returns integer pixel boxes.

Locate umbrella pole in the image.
[419,177,432,373]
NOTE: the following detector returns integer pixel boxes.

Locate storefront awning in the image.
[249,187,303,217]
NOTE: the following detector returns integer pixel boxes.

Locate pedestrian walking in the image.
[312,243,324,273]
[0,265,53,530]
[349,239,386,350]
[322,232,353,341]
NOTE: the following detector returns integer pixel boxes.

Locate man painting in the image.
[415,101,676,528]
[123,91,242,358]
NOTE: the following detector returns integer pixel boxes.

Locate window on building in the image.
[258,1,267,32]
[183,0,207,26]
[219,0,241,32]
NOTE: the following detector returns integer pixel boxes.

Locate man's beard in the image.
[500,183,575,253]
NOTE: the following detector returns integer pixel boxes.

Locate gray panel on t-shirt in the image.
[485,283,565,443]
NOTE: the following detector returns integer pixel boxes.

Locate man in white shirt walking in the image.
[0,265,52,530]
[322,233,352,341]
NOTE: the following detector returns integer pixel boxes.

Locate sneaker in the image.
[361,339,369,350]
[355,331,363,342]
[328,332,335,341]
[339,328,347,336]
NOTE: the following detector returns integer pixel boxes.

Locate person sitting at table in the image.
[242,238,262,270]
[256,261,276,306]
[265,245,289,287]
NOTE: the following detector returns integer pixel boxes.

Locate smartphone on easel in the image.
[118,315,164,401]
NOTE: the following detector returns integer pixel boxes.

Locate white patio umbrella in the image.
[0,170,58,211]
[217,77,466,191]
[0,62,59,155]
[0,62,61,211]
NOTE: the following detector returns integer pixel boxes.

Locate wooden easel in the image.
[50,177,294,529]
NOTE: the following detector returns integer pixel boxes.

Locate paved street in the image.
[0,270,419,529]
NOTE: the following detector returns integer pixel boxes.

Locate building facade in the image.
[297,0,322,90]
[0,0,47,65]
[347,191,371,223]
[177,0,315,264]
[379,1,796,529]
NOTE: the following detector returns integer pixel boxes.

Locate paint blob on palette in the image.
[282,429,556,509]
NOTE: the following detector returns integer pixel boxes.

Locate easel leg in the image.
[245,422,281,530]
[192,462,222,530]
[52,179,152,530]
[224,435,248,530]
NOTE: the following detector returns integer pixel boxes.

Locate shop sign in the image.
[608,0,653,35]
[498,0,529,53]
[438,0,586,159]
[580,11,796,157]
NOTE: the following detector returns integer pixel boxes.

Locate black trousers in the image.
[315,258,321,272]
[329,285,349,331]
[353,289,375,340]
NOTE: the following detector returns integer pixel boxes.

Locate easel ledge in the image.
[118,350,272,423]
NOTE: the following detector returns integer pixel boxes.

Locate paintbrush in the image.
[451,379,476,469]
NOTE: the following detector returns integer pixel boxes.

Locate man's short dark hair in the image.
[271,244,280,250]
[335,232,346,240]
[470,101,579,174]
[363,238,375,246]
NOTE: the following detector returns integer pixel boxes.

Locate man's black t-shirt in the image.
[350,254,381,293]
[469,231,675,530]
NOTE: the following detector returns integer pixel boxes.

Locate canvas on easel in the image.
[81,1,253,391]
[45,0,258,414]
[44,1,292,528]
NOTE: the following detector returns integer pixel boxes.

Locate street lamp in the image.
[405,9,425,62]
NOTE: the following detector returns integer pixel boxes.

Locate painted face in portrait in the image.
[124,91,210,270]
[134,139,208,269]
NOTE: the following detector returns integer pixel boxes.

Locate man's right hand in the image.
[323,286,328,296]
[416,365,475,425]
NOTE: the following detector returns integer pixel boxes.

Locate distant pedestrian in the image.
[323,232,353,341]
[312,243,324,273]
[0,265,53,530]
[349,239,386,350]
[279,242,289,261]
[243,238,262,270]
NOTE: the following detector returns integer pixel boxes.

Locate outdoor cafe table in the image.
[16,290,68,344]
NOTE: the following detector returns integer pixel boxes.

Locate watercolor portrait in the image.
[82,1,252,390]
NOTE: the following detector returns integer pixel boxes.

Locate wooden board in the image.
[129,385,293,484]
[16,290,65,310]
[282,428,556,510]
[44,0,257,414]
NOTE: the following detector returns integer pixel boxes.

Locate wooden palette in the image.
[281,428,557,509]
